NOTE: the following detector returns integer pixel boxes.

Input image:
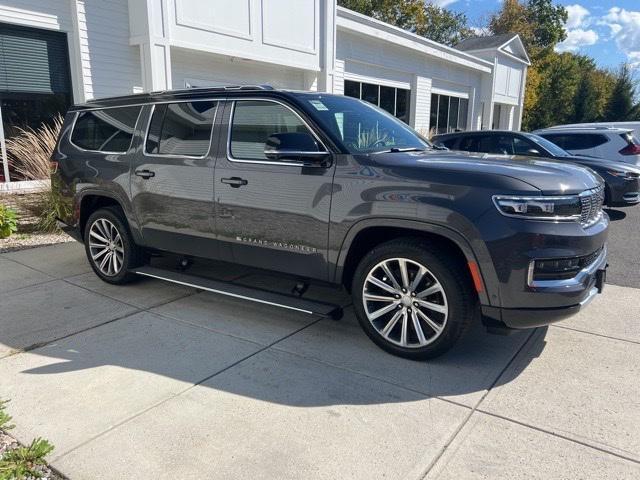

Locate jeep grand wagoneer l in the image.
[53,86,608,359]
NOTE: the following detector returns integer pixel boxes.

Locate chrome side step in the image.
[133,266,343,320]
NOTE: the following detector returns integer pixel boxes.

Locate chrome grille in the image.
[580,185,605,228]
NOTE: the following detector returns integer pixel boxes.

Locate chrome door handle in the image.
[221,177,248,188]
[135,169,155,179]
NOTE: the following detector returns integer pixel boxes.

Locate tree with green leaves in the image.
[604,64,638,121]
[338,0,473,46]
[489,0,567,60]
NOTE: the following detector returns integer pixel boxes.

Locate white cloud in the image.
[556,28,599,52]
[431,0,458,7]
[565,4,590,29]
[600,7,640,66]
[556,4,598,53]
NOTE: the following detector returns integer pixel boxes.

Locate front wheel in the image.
[352,239,476,360]
[84,207,144,284]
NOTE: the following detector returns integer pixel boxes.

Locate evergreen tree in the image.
[604,65,637,121]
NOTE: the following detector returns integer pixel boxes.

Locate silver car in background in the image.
[534,126,640,166]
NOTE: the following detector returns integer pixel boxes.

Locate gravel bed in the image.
[0,430,65,480]
[0,232,73,254]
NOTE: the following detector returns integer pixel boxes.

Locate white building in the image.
[0,0,529,184]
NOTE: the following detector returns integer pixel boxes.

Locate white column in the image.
[317,0,336,92]
[68,0,91,102]
[515,66,528,131]
[333,59,345,95]
[0,108,10,183]
[129,0,172,92]
[410,75,432,135]
[505,105,516,130]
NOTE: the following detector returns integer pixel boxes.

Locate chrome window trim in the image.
[142,100,219,160]
[71,96,227,112]
[527,244,607,288]
[226,98,329,167]
[69,105,143,155]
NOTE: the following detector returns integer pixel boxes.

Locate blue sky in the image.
[437,0,640,70]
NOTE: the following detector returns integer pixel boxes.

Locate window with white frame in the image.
[429,93,469,135]
[344,80,411,124]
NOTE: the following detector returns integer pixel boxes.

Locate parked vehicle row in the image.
[53,86,608,360]
[534,126,640,166]
[433,130,640,207]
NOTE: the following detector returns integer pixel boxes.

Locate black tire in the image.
[83,207,145,284]
[352,238,476,360]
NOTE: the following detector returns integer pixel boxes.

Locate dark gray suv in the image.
[53,86,608,360]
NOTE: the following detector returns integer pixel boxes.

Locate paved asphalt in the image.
[604,205,640,288]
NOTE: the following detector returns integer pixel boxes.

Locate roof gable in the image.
[455,34,530,65]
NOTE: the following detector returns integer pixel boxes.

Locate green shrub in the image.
[0,205,18,239]
[0,399,14,431]
[29,176,73,233]
[0,438,54,480]
[0,400,54,480]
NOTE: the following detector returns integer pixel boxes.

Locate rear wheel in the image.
[352,239,476,360]
[84,207,144,284]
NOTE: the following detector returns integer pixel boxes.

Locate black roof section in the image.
[455,33,518,52]
[70,85,288,110]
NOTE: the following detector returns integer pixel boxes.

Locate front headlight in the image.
[492,195,582,221]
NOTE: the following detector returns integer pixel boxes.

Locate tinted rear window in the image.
[145,101,217,157]
[71,106,141,152]
[436,137,458,149]
[541,133,608,150]
[458,136,479,152]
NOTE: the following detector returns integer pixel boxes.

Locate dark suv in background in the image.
[53,86,608,360]
[433,130,640,207]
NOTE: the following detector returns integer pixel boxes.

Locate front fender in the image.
[332,217,500,307]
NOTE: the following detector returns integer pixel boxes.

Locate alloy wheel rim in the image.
[362,257,448,348]
[88,218,124,277]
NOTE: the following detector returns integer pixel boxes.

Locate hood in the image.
[371,149,602,195]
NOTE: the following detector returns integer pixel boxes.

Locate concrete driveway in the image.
[0,242,639,479]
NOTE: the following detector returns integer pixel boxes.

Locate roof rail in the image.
[149,84,275,95]
[543,125,625,131]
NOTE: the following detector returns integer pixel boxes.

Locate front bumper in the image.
[607,177,640,206]
[482,245,607,330]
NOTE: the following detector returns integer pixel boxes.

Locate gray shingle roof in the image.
[455,33,518,52]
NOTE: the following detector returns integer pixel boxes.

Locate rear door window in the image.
[542,133,608,150]
[145,101,217,157]
[458,136,479,152]
[71,106,141,152]
[477,135,514,155]
[438,137,458,149]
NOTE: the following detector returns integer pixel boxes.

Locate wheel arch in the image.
[78,191,141,243]
[334,219,495,306]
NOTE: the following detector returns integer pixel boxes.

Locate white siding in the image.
[492,54,523,106]
[412,76,432,135]
[169,0,321,72]
[333,59,345,94]
[78,0,141,99]
[171,48,306,90]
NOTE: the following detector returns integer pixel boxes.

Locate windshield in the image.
[297,94,429,154]
[524,133,572,157]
